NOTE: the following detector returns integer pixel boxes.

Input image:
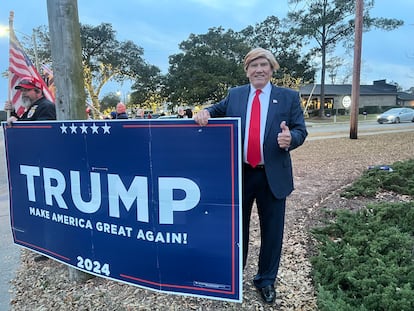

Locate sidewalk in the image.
[0,129,20,311]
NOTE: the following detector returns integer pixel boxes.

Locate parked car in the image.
[377,107,414,124]
[157,114,178,119]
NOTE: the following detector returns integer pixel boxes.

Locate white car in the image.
[377,107,414,124]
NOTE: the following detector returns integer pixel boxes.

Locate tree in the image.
[81,23,161,115]
[326,55,345,84]
[240,16,316,88]
[287,0,404,117]
[24,23,161,117]
[129,63,164,107]
[27,26,53,64]
[100,92,120,111]
[163,27,250,106]
[164,18,317,108]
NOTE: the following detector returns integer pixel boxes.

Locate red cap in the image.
[15,77,43,90]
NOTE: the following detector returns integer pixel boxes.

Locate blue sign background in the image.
[3,118,242,302]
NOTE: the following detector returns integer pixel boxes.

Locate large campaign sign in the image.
[3,118,242,302]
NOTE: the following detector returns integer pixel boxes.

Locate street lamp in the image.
[116,90,122,102]
[0,25,8,37]
[116,90,130,104]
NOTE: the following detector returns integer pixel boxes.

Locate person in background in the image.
[193,47,307,304]
[86,107,94,119]
[184,108,193,118]
[177,106,185,118]
[6,76,56,124]
[115,102,128,119]
[5,76,56,262]
[110,111,117,119]
[136,108,145,119]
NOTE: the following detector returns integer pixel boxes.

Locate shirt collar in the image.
[251,82,271,95]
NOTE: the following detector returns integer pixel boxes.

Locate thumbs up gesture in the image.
[277,121,291,150]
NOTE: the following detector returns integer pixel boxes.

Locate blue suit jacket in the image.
[207,83,308,198]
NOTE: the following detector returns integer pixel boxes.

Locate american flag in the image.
[9,26,55,117]
[41,64,56,99]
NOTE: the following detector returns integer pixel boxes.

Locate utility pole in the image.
[350,0,363,139]
[31,29,40,72]
[47,0,86,120]
[46,0,91,281]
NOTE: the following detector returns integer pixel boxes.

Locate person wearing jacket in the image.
[115,102,129,119]
[194,47,307,304]
[5,76,55,262]
[6,76,56,123]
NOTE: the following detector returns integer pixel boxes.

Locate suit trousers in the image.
[242,164,286,288]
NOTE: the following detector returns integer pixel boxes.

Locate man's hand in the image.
[193,109,210,126]
[277,121,291,150]
[7,116,18,125]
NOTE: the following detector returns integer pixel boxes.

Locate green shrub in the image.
[312,202,414,311]
[341,159,414,198]
[312,156,414,311]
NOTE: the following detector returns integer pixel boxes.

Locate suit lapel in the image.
[264,85,281,140]
[239,85,250,139]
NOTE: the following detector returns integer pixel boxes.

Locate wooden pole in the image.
[47,0,86,120]
[6,11,15,119]
[349,0,363,139]
[46,0,92,282]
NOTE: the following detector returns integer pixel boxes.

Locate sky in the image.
[1,0,413,106]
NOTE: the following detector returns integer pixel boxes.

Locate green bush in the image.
[341,159,414,198]
[312,203,414,311]
[312,158,414,311]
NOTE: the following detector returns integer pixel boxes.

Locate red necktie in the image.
[247,89,261,168]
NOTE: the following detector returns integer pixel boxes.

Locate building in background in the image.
[300,80,414,116]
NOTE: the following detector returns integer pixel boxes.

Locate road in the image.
[0,120,412,310]
[306,120,414,140]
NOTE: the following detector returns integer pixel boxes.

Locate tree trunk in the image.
[319,18,327,118]
[319,46,326,118]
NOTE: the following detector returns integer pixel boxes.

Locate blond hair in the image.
[243,47,280,72]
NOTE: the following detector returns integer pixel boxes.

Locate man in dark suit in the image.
[194,47,307,304]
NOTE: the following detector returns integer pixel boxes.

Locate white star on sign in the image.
[102,123,111,134]
[70,123,77,134]
[91,123,99,134]
[80,123,88,134]
[60,123,68,133]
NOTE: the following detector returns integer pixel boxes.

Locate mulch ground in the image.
[9,131,414,311]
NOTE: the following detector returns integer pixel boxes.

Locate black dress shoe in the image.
[258,284,275,304]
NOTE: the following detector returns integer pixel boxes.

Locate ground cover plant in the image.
[340,159,414,198]
[311,159,414,311]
